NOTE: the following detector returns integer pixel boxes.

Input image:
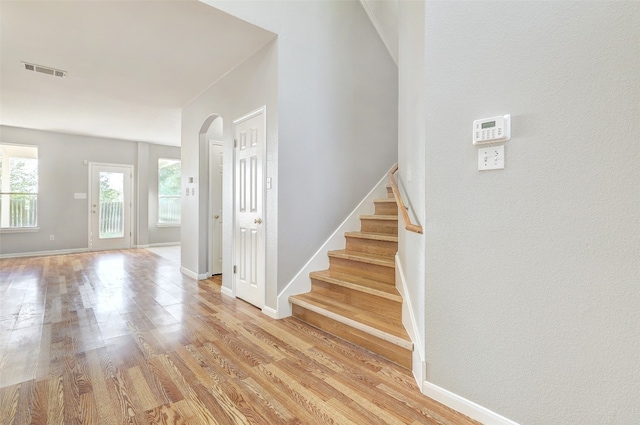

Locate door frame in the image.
[208,139,224,276]
[232,105,267,307]
[87,162,134,251]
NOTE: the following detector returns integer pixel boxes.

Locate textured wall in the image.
[422,2,640,423]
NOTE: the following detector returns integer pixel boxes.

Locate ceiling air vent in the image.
[22,62,67,78]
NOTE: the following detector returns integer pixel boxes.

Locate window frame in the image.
[157,158,181,227]
[0,143,39,232]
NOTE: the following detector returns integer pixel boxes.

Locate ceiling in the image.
[0,1,275,146]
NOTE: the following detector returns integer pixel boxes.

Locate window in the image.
[0,144,38,229]
[158,158,181,225]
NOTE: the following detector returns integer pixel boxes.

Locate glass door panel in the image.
[99,171,124,239]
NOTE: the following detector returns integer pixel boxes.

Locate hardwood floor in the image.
[0,250,479,425]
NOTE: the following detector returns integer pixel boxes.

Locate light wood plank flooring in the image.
[0,250,479,425]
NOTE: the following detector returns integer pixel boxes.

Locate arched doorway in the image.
[199,114,223,276]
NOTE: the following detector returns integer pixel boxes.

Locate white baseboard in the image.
[262,305,278,319]
[274,168,393,319]
[220,286,233,298]
[0,247,89,259]
[138,242,180,249]
[422,381,520,425]
[395,254,425,386]
[180,267,196,279]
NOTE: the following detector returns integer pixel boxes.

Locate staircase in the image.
[289,186,413,369]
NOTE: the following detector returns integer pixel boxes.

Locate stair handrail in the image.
[388,163,423,234]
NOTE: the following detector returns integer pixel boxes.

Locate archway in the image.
[198,114,224,276]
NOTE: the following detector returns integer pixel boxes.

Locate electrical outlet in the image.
[478,145,505,171]
[49,235,55,240]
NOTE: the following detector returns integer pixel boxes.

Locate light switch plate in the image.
[478,146,504,170]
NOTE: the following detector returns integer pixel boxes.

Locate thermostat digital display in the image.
[473,115,510,145]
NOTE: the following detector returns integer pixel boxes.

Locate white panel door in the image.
[234,108,265,308]
[209,142,223,275]
[89,163,133,251]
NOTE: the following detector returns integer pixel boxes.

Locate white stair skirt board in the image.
[422,381,521,425]
[395,253,425,386]
[274,167,393,319]
[0,247,89,259]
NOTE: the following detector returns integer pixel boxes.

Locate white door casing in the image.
[233,107,266,308]
[209,141,223,276]
[89,163,133,251]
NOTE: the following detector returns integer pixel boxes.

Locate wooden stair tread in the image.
[310,270,402,302]
[328,249,395,267]
[289,292,412,349]
[344,231,398,242]
[374,198,396,203]
[360,215,398,221]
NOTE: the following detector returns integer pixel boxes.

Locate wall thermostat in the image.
[473,114,511,145]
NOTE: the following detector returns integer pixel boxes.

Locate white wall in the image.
[397,0,426,375]
[180,40,278,296]
[137,142,150,247]
[421,2,640,424]
[202,0,398,304]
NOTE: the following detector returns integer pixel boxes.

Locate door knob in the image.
[214,215,220,219]
[254,218,263,225]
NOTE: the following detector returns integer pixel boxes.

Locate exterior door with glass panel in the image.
[89,163,133,251]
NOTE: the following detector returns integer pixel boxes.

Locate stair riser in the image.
[345,237,397,257]
[292,305,412,369]
[329,257,395,285]
[310,278,402,320]
[374,202,398,215]
[360,218,398,235]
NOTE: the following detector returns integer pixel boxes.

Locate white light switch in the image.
[74,193,87,199]
[478,146,505,171]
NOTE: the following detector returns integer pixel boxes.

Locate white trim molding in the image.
[395,253,425,386]
[180,266,209,280]
[422,381,521,425]
[359,0,398,65]
[220,286,234,298]
[262,305,278,319]
[148,242,180,247]
[0,247,89,259]
[0,227,40,234]
[273,167,393,319]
